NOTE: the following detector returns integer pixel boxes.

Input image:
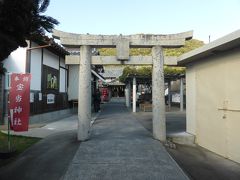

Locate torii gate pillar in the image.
[53,29,193,142]
[78,45,92,141]
[152,46,166,141]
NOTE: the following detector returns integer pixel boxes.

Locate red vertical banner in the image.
[8,73,31,131]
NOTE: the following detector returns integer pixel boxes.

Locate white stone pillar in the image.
[132,77,136,112]
[180,77,184,111]
[78,45,91,141]
[152,46,166,142]
[125,87,128,106]
[168,80,171,110]
[128,83,131,107]
[125,83,131,107]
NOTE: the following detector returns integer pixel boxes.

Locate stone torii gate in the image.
[53,30,193,142]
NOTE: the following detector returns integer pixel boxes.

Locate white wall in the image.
[195,55,227,157]
[43,50,59,70]
[42,49,68,94]
[60,68,66,92]
[3,47,26,73]
[60,57,65,68]
[225,52,240,163]
[68,65,79,100]
[59,57,67,93]
[30,43,61,91]
[65,68,68,92]
[2,42,69,95]
[30,46,42,91]
[3,47,27,89]
[186,66,196,135]
[186,48,240,163]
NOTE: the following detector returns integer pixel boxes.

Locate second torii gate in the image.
[53,30,193,142]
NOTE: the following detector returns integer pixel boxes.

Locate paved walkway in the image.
[2,113,98,138]
[0,101,189,180]
[0,130,80,180]
[63,101,189,180]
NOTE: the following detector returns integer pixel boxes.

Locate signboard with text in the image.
[8,73,31,131]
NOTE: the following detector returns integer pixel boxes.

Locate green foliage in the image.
[0,0,33,61]
[119,66,136,82]
[130,48,151,56]
[99,39,204,57]
[164,66,185,75]
[119,66,185,82]
[137,66,152,76]
[30,0,59,40]
[0,62,6,75]
[0,132,40,166]
[0,0,59,61]
[0,132,40,153]
[164,39,204,56]
[98,48,116,56]
[100,39,203,82]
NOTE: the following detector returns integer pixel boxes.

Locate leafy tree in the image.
[0,0,59,62]
[0,0,33,61]
[30,0,59,40]
[119,66,185,82]
[0,62,6,75]
[99,39,203,82]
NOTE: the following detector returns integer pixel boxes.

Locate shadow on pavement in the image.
[133,110,240,180]
[0,130,80,180]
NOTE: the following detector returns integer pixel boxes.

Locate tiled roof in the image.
[31,35,69,57]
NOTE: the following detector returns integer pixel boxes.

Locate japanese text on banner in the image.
[8,73,31,131]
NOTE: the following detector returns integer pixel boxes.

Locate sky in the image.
[46,0,240,43]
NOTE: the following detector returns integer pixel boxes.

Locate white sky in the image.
[46,0,240,43]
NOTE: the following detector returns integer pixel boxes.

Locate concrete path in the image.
[2,113,99,138]
[4,115,78,138]
[134,111,195,145]
[63,101,189,180]
[0,130,80,180]
[134,110,186,134]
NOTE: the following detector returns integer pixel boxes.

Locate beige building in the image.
[178,30,240,163]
